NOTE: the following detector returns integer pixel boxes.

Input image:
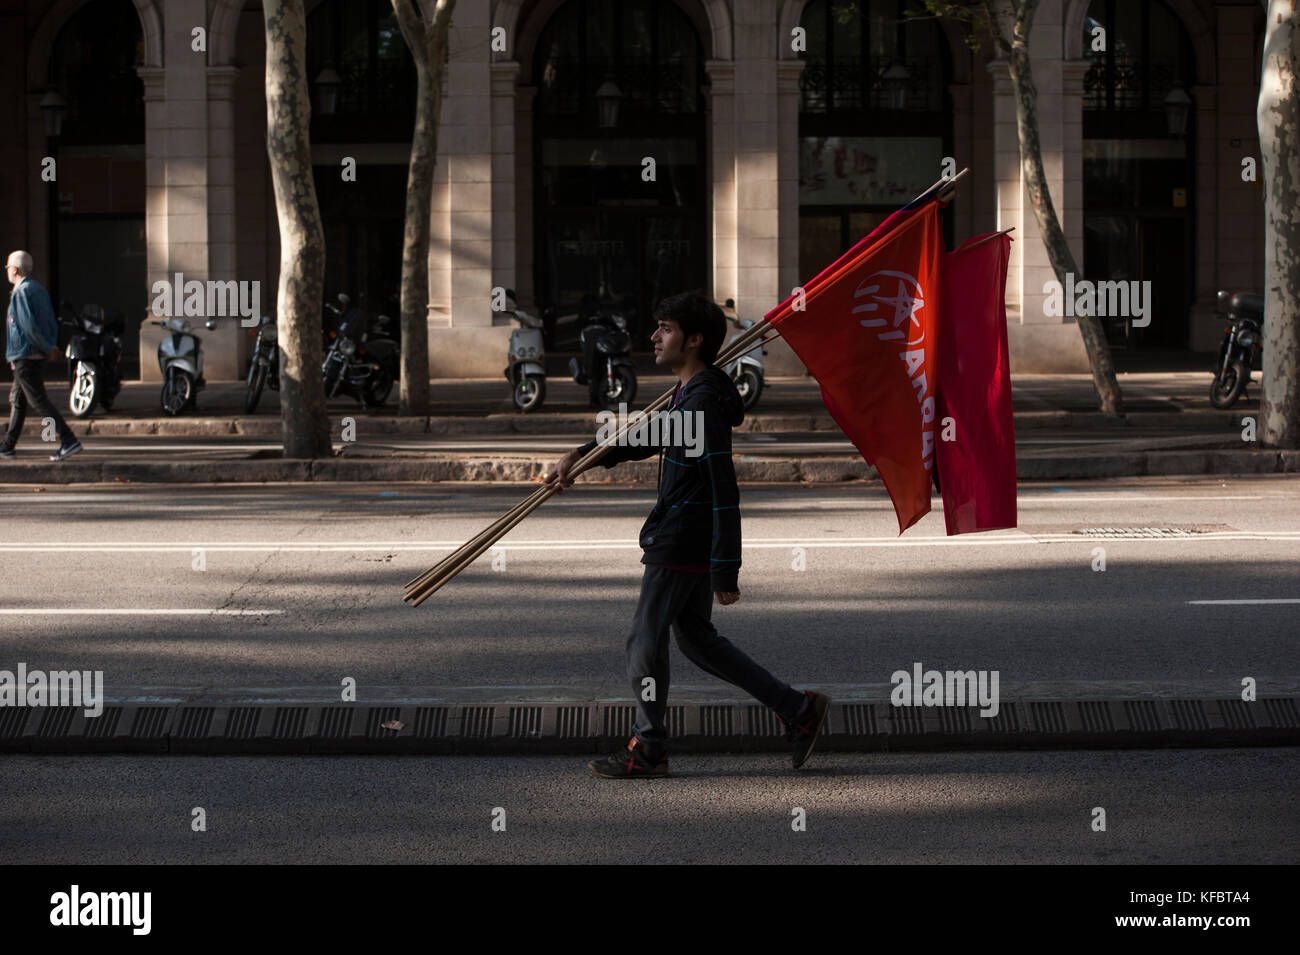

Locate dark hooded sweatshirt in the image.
[576,366,745,593]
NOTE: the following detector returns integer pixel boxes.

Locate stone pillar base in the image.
[427,325,513,378]
[1006,322,1091,373]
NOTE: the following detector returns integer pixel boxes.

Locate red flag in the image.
[935,232,1017,534]
[770,202,943,533]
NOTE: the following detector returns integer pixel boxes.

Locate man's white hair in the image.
[6,250,33,276]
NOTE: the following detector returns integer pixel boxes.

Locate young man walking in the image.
[2,250,82,461]
[546,290,829,778]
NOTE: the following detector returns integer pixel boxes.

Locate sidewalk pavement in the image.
[3,373,1293,484]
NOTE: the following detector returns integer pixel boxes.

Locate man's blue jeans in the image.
[626,564,806,758]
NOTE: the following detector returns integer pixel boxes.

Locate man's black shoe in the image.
[781,690,831,769]
[49,440,82,462]
[0,446,14,459]
[588,736,669,779]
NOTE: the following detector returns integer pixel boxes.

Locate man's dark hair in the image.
[653,290,726,365]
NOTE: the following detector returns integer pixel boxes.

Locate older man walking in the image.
[2,250,81,461]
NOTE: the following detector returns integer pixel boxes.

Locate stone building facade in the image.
[0,0,1267,382]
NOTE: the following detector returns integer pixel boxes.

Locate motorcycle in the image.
[569,306,637,411]
[152,316,215,415]
[362,313,400,403]
[501,288,547,412]
[1210,289,1263,409]
[243,314,279,414]
[61,304,124,417]
[322,293,391,409]
[721,298,765,411]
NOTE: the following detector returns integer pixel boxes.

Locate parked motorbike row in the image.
[500,291,765,414]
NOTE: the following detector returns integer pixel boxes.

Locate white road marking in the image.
[1,532,1298,553]
[1186,599,1300,605]
[0,609,284,615]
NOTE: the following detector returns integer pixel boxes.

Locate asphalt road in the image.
[0,476,1296,700]
[1,748,1295,864]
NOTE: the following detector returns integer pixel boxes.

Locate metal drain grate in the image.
[746,705,785,737]
[0,708,27,738]
[460,706,494,738]
[413,707,448,738]
[1074,526,1209,538]
[271,707,309,739]
[1265,698,1300,729]
[1079,701,1114,733]
[176,707,214,738]
[37,708,75,737]
[225,707,260,739]
[508,707,544,738]
[1030,702,1067,734]
[1170,700,1209,731]
[986,703,1020,734]
[700,705,733,736]
[556,706,589,738]
[85,708,121,738]
[1216,700,1256,731]
[1125,700,1162,732]
[838,704,876,736]
[602,705,635,738]
[367,707,401,738]
[317,708,354,738]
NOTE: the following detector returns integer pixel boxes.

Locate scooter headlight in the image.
[1239,331,1255,347]
[339,338,356,357]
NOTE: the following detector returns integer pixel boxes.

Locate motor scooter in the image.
[62,304,125,417]
[569,305,636,411]
[720,298,765,411]
[151,316,215,415]
[501,289,547,412]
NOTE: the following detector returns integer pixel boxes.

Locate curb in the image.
[2,448,1297,485]
[2,697,1296,755]
[18,409,1259,438]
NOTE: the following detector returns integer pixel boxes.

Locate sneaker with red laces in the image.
[779,690,831,769]
[588,736,669,779]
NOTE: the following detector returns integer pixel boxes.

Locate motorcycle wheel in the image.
[1209,359,1248,409]
[597,367,636,411]
[513,374,547,413]
[736,368,763,410]
[362,369,393,409]
[245,360,268,414]
[69,363,98,418]
[161,370,193,416]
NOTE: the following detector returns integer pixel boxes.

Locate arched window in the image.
[532,0,707,348]
[797,0,950,276]
[49,0,144,145]
[1083,0,1195,134]
[1081,0,1196,352]
[307,0,416,142]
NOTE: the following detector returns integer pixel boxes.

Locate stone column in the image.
[987,47,1089,372]
[705,60,737,313]
[514,84,538,307]
[731,0,785,370]
[206,64,242,378]
[490,61,519,300]
[426,0,506,377]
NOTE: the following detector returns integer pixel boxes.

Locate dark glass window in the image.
[535,0,702,123]
[1083,0,1195,135]
[49,0,144,145]
[798,0,944,116]
[308,0,416,142]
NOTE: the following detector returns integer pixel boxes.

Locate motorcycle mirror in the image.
[338,293,351,306]
[725,298,735,308]
[205,320,218,330]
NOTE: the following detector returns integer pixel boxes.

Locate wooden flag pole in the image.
[403,322,776,603]
[405,172,971,604]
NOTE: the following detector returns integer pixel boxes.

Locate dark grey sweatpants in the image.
[626,564,806,757]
